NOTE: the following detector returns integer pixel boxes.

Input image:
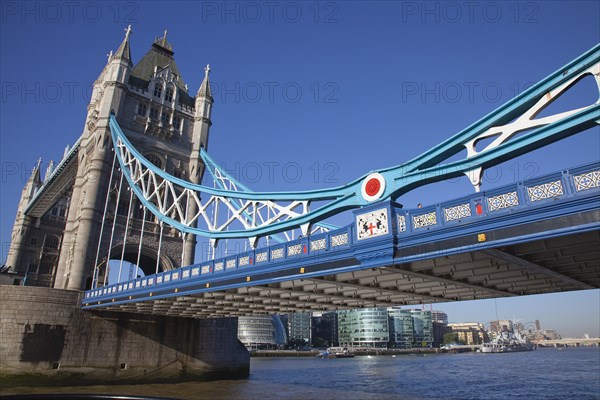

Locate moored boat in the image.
[481,330,536,353]
[318,347,355,358]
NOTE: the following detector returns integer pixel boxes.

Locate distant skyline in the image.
[1,1,598,337]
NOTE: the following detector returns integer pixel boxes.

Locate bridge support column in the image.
[0,285,250,386]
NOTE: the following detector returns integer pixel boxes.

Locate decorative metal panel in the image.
[201,265,210,274]
[157,276,163,284]
[182,270,190,279]
[172,272,179,280]
[256,251,268,263]
[271,248,284,259]
[397,215,406,232]
[238,256,250,266]
[412,211,437,229]
[164,275,170,282]
[444,203,471,222]
[356,208,389,240]
[527,180,564,202]
[192,267,200,276]
[288,244,302,256]
[573,170,600,191]
[487,191,519,211]
[226,259,236,269]
[310,238,327,251]
[214,262,224,271]
[331,232,349,247]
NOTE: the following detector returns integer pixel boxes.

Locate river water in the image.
[3,347,599,399]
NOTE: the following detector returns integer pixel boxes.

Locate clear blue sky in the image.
[1,1,598,337]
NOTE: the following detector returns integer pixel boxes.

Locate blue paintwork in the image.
[82,161,600,308]
[108,44,600,239]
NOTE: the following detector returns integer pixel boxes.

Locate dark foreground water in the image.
[3,347,599,400]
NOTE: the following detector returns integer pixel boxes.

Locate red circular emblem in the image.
[365,178,381,197]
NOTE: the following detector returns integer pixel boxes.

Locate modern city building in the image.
[431,310,448,325]
[338,307,390,348]
[237,315,287,350]
[410,309,434,348]
[311,311,338,347]
[337,307,435,348]
[431,310,448,348]
[388,308,415,348]
[286,312,312,346]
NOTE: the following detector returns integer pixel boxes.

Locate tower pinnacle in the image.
[113,25,132,64]
[197,64,213,100]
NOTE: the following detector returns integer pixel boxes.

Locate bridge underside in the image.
[91,229,599,318]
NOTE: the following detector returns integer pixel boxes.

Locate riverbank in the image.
[250,347,463,357]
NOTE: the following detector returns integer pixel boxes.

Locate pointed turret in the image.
[113,24,132,65]
[27,158,43,197]
[195,64,214,124]
[196,64,213,101]
[44,160,55,182]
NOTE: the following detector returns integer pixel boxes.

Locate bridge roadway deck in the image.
[82,162,600,318]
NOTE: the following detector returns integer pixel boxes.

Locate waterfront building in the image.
[338,307,390,348]
[311,311,338,347]
[237,315,287,350]
[431,310,448,325]
[338,307,435,348]
[286,312,312,347]
[410,309,434,348]
[431,310,448,347]
[447,322,488,345]
[388,308,414,348]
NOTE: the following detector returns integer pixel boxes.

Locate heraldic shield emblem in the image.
[356,208,389,240]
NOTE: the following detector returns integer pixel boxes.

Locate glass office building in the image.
[388,308,415,348]
[287,312,312,345]
[237,315,287,350]
[338,307,389,348]
[410,309,433,348]
[338,307,434,348]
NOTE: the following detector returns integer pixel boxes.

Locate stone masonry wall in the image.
[0,285,249,386]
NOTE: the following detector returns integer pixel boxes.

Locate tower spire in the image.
[197,64,213,100]
[113,25,132,64]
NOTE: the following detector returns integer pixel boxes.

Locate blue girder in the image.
[109,44,600,239]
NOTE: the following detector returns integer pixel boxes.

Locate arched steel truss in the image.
[110,44,600,245]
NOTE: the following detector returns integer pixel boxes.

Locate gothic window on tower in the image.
[153,84,162,99]
[39,256,56,275]
[165,87,173,103]
[137,102,148,117]
[150,107,159,121]
[161,111,170,125]
[173,115,181,131]
[44,235,60,250]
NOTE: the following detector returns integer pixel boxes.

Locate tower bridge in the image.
[82,160,599,317]
[5,33,599,315]
[2,27,599,385]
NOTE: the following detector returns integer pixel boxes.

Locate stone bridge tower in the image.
[6,27,213,290]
